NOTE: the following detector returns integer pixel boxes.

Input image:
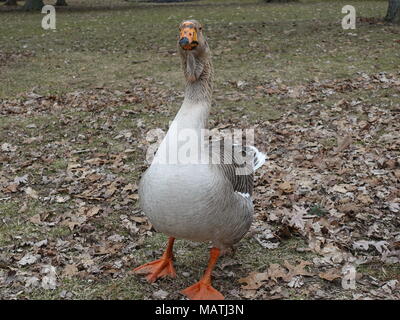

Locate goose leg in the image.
[181,247,224,300]
[133,237,176,283]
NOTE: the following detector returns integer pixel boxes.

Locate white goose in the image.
[133,20,266,300]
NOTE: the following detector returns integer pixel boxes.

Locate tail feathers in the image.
[247,146,267,171]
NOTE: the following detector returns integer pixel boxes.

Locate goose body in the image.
[139,97,261,250]
[134,20,266,300]
[140,158,254,250]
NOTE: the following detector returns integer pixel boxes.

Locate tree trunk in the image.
[385,0,400,23]
[5,0,18,5]
[23,0,44,10]
[55,0,68,6]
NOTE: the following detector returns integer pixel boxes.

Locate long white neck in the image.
[152,98,209,165]
[152,50,213,165]
[174,98,210,130]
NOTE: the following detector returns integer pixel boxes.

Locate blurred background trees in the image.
[4,0,18,5]
[55,0,67,5]
[385,0,400,22]
[1,0,68,9]
[23,0,44,10]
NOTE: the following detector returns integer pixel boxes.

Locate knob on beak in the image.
[179,37,190,47]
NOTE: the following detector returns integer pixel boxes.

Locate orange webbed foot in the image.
[181,247,224,300]
[133,237,176,283]
[181,281,224,300]
[133,257,176,283]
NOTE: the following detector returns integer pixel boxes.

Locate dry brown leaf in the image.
[23,136,43,144]
[338,203,360,213]
[319,268,342,281]
[67,162,81,170]
[131,216,148,224]
[61,215,86,231]
[122,183,138,193]
[357,194,374,204]
[289,205,308,231]
[94,243,123,256]
[267,263,289,282]
[84,158,104,166]
[29,214,42,225]
[334,135,352,153]
[4,182,18,193]
[86,206,101,217]
[238,271,269,290]
[331,185,348,193]
[278,181,293,193]
[63,264,79,277]
[283,260,313,281]
[128,194,139,200]
[25,187,38,199]
[104,183,117,198]
[85,173,103,183]
[18,202,28,213]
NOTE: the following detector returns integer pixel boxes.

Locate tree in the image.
[385,0,400,23]
[5,0,18,5]
[23,0,44,10]
[55,0,67,6]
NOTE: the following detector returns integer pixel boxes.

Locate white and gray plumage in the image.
[134,20,266,300]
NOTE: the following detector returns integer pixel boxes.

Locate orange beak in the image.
[179,22,198,50]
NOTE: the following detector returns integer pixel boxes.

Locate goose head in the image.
[178,20,205,52]
[177,20,212,87]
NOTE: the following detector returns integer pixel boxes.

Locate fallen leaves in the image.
[283,260,313,280]
[239,271,270,290]
[29,214,42,225]
[84,206,102,218]
[94,243,124,256]
[1,68,399,300]
[245,72,400,299]
[152,289,169,300]
[353,240,389,254]
[239,259,313,293]
[3,183,18,193]
[267,263,288,282]
[24,187,38,199]
[63,264,79,278]
[278,181,294,193]
[318,268,342,282]
[41,265,57,290]
[330,185,348,194]
[18,253,40,266]
[333,133,352,152]
[1,143,17,152]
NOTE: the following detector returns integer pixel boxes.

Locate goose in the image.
[133,20,266,300]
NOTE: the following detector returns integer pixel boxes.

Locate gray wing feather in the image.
[209,140,255,196]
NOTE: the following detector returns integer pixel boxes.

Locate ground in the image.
[0,0,399,300]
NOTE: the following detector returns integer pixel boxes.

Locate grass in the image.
[25,233,314,300]
[0,199,72,246]
[1,0,399,300]
[0,0,398,98]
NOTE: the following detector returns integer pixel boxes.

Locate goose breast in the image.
[138,163,253,247]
